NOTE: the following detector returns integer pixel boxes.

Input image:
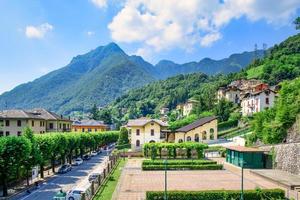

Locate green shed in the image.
[226,146,266,169]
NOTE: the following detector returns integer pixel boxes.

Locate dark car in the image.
[58,164,72,174]
[88,173,101,183]
[83,155,91,161]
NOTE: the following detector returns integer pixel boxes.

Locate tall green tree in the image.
[0,137,31,196]
[117,127,129,146]
[23,127,41,186]
[214,98,234,122]
[91,104,99,120]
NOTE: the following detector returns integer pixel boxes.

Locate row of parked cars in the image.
[57,149,103,174]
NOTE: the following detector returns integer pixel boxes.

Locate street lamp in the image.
[164,159,168,200]
[240,161,246,200]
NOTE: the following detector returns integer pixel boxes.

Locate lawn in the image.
[246,65,264,79]
[93,159,127,200]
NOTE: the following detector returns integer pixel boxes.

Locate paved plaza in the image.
[112,158,298,200]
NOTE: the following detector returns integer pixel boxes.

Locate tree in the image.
[117,127,129,146]
[294,17,300,30]
[0,137,31,196]
[98,108,112,124]
[214,98,234,122]
[23,127,41,186]
[90,104,99,120]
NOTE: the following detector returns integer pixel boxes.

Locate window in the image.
[149,140,155,143]
[178,139,183,143]
[59,123,62,129]
[195,134,199,142]
[17,120,22,127]
[0,131,3,137]
[0,120,3,127]
[151,129,154,136]
[136,129,140,136]
[136,140,140,147]
[31,120,34,127]
[82,128,85,132]
[49,123,54,129]
[5,120,9,127]
[75,128,77,132]
[187,136,191,141]
[17,131,22,136]
[5,131,9,136]
[202,131,207,140]
[40,121,43,127]
[265,97,269,105]
[95,128,97,132]
[151,122,154,126]
[88,128,91,132]
[209,128,215,140]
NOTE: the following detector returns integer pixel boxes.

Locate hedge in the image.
[217,120,238,131]
[142,164,223,171]
[142,159,217,166]
[143,142,208,159]
[146,189,285,200]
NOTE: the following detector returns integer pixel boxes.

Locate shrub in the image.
[142,159,217,166]
[146,189,285,200]
[142,164,223,171]
[218,120,238,131]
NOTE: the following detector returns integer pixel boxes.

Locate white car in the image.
[73,158,83,166]
[91,151,97,157]
[66,189,83,200]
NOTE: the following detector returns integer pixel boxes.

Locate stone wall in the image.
[260,143,300,175]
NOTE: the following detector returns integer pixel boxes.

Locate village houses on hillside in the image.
[72,119,108,133]
[217,79,278,116]
[176,99,199,117]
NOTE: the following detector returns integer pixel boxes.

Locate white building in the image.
[126,118,169,151]
[182,99,199,116]
[241,89,276,116]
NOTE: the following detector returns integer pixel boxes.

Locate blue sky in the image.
[0,0,299,95]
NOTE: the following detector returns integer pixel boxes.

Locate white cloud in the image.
[91,0,107,8]
[108,0,300,54]
[87,31,95,36]
[25,23,53,39]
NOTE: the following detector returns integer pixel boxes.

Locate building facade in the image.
[126,118,168,151]
[72,119,108,133]
[241,89,276,116]
[173,116,218,143]
[0,109,72,137]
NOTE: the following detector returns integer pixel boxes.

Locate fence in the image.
[79,154,120,200]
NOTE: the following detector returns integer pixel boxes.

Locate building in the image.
[160,107,169,115]
[126,118,169,151]
[182,99,199,116]
[0,108,72,136]
[171,116,218,143]
[28,108,72,132]
[72,119,108,133]
[226,146,267,169]
[241,88,276,116]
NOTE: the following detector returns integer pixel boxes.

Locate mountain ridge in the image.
[0,42,264,114]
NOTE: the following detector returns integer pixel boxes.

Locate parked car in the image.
[58,164,72,174]
[72,158,83,166]
[83,155,91,161]
[91,151,97,157]
[66,189,83,200]
[88,173,101,183]
[97,148,103,154]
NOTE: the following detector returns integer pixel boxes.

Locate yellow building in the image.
[172,116,218,143]
[72,119,108,133]
[126,118,169,151]
[0,108,72,136]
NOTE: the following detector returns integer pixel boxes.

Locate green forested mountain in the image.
[0,43,261,114]
[107,33,300,126]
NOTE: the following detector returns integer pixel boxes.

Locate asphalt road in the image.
[13,150,111,200]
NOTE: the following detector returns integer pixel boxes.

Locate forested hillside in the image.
[105,33,300,136]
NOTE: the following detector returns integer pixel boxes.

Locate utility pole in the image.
[164,159,168,200]
[263,43,267,57]
[254,43,258,60]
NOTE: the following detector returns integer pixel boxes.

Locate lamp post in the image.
[240,161,245,200]
[164,159,168,200]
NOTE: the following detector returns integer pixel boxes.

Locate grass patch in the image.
[247,65,264,79]
[93,159,127,200]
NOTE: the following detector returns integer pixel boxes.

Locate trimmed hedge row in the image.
[142,164,223,171]
[217,120,238,131]
[142,159,217,166]
[146,189,285,200]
